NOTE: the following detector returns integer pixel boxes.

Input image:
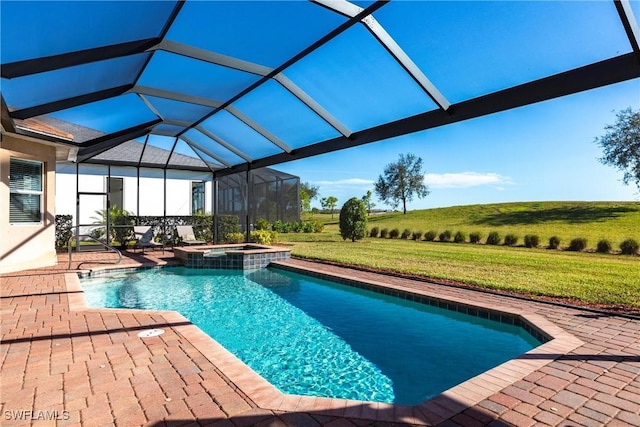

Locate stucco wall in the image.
[1,134,57,273]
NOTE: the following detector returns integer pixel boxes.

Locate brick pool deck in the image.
[1,250,638,426]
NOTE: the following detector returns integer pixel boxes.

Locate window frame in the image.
[191,181,205,215]
[9,157,44,225]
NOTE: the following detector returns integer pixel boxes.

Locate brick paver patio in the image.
[1,250,638,426]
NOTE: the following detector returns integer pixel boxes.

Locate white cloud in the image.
[424,172,512,189]
[314,178,374,187]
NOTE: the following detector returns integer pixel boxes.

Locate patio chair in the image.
[133,226,164,253]
[176,225,206,246]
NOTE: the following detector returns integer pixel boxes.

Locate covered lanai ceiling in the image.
[2,0,639,178]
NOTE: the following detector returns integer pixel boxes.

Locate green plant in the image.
[225,232,245,243]
[469,232,482,244]
[424,230,437,241]
[549,236,561,249]
[380,228,389,238]
[454,231,466,243]
[217,215,240,241]
[524,234,540,248]
[504,234,518,246]
[620,238,639,255]
[596,239,612,253]
[250,230,278,245]
[401,228,412,239]
[301,221,315,233]
[255,218,271,231]
[412,231,423,241]
[486,231,501,245]
[92,206,134,248]
[370,227,380,238]
[339,197,368,242]
[389,228,401,239]
[55,214,73,249]
[568,237,588,252]
[313,220,325,233]
[439,230,452,242]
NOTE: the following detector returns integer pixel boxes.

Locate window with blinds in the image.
[9,158,43,223]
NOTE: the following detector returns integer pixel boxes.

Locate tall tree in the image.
[374,153,430,214]
[361,190,376,215]
[299,182,319,213]
[320,196,338,218]
[595,108,640,190]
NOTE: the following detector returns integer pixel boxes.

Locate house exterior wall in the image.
[55,163,213,225]
[1,134,57,274]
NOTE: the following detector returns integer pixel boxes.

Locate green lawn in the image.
[282,201,640,309]
[307,201,640,249]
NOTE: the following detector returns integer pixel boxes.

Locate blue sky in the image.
[275,78,639,210]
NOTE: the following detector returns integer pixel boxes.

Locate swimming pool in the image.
[81,266,542,405]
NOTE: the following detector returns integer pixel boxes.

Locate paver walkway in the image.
[1,250,638,426]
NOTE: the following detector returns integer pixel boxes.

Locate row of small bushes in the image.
[368,226,639,255]
[257,218,324,234]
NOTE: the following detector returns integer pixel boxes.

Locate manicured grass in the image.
[285,201,640,308]
[307,201,640,250]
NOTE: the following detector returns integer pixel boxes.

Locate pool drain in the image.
[138,329,165,338]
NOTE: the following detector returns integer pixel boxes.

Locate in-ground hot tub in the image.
[174,244,290,269]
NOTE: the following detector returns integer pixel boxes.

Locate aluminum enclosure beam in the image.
[313,0,450,111]
[214,52,640,178]
[1,38,159,79]
[153,40,273,76]
[274,74,352,137]
[195,125,253,162]
[1,95,16,133]
[180,135,230,167]
[76,119,161,162]
[131,85,223,109]
[11,84,133,120]
[179,1,388,140]
[615,0,640,62]
[225,106,292,153]
[153,40,353,138]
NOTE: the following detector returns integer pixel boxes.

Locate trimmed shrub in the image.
[389,228,401,239]
[255,218,271,231]
[424,230,437,241]
[380,228,389,238]
[250,230,278,245]
[439,230,452,242]
[339,198,368,242]
[225,232,245,243]
[549,236,561,249]
[524,234,539,248]
[469,232,482,244]
[596,239,612,253]
[301,221,315,233]
[453,231,466,243]
[412,231,423,241]
[401,228,412,239]
[369,226,379,238]
[504,234,518,246]
[620,238,639,255]
[568,237,588,252]
[486,231,501,245]
[312,220,324,233]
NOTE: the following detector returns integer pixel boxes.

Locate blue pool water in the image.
[81,267,541,404]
